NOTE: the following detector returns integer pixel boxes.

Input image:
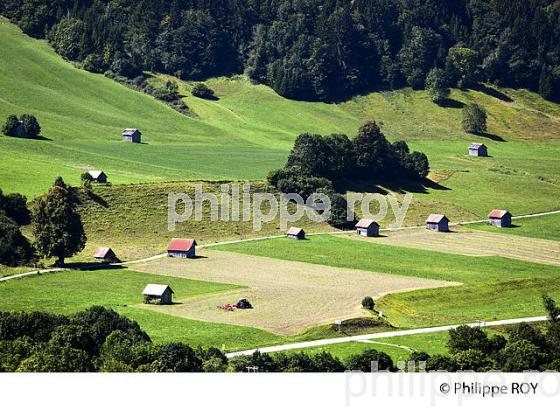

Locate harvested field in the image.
[352,227,560,266]
[134,250,457,335]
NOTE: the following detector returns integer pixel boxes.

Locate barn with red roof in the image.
[167,238,197,258]
[355,219,379,237]
[287,227,305,240]
[488,210,512,228]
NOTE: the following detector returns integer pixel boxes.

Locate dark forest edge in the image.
[1,296,560,372]
[1,0,559,103]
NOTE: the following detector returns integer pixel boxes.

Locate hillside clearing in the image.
[133,250,456,335]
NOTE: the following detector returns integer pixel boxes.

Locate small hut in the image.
[122,128,142,143]
[167,238,197,258]
[469,143,488,157]
[88,170,107,183]
[355,219,379,237]
[93,247,117,262]
[426,214,449,232]
[488,210,512,228]
[142,284,174,305]
[287,227,305,240]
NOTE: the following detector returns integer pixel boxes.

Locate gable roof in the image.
[355,219,379,229]
[469,143,487,150]
[287,227,304,236]
[167,238,197,252]
[488,209,511,219]
[93,247,113,258]
[142,284,174,296]
[88,170,105,179]
[426,214,448,224]
[122,128,141,136]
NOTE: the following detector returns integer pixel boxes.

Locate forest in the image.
[1,0,559,102]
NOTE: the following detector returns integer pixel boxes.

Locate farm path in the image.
[226,315,548,357]
[2,209,559,283]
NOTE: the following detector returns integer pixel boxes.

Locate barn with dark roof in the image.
[88,170,107,183]
[426,214,449,232]
[122,128,142,143]
[488,210,512,228]
[355,219,379,237]
[469,143,488,157]
[287,227,305,240]
[167,238,197,258]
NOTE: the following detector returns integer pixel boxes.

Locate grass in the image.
[470,213,560,242]
[2,16,560,220]
[217,235,560,328]
[0,267,287,350]
[291,331,451,363]
[0,265,34,278]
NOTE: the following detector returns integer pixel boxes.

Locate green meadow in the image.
[217,235,560,328]
[1,16,559,227]
[0,267,285,350]
[471,213,560,242]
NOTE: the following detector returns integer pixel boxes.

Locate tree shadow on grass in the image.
[472,131,506,142]
[335,176,450,195]
[436,98,465,109]
[472,84,513,103]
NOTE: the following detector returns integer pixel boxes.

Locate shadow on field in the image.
[61,263,127,271]
[437,98,464,109]
[335,176,450,195]
[473,84,513,103]
[473,131,506,142]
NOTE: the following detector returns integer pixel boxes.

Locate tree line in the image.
[2,296,560,372]
[1,0,559,102]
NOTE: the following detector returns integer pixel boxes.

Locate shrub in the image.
[0,189,31,225]
[20,114,41,138]
[191,83,215,99]
[2,114,19,136]
[82,54,107,73]
[462,103,487,134]
[361,296,375,310]
[0,211,36,266]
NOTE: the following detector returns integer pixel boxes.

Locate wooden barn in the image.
[468,143,488,157]
[355,219,379,237]
[122,128,142,143]
[93,247,117,262]
[167,238,197,258]
[287,227,305,240]
[88,170,107,183]
[142,284,174,305]
[488,209,512,228]
[426,214,449,232]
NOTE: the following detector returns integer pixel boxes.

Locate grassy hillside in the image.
[2,17,560,215]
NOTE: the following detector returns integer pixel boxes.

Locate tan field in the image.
[134,250,458,335]
[349,227,560,266]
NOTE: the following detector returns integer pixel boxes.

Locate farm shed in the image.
[426,214,449,232]
[355,219,379,237]
[93,247,117,262]
[167,238,197,258]
[142,284,174,305]
[287,227,305,240]
[122,128,142,143]
[88,170,107,183]
[468,143,488,157]
[488,210,512,228]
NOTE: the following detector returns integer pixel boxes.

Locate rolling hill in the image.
[2,17,560,209]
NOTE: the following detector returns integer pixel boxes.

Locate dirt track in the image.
[134,250,458,335]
